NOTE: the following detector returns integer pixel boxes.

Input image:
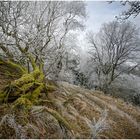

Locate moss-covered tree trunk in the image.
[0,55,47,108]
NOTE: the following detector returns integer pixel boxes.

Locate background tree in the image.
[0,1,86,105]
[87,21,140,92]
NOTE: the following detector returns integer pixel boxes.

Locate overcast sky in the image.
[86,1,140,33]
[78,1,140,51]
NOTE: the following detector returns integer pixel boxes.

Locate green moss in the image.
[31,83,44,103]
[0,71,46,105]
[37,73,44,82]
[20,83,34,93]
[13,97,32,111]
[6,60,27,74]
[27,54,37,70]
[0,57,48,109]
[20,92,32,99]
[31,68,40,79]
[19,83,46,104]
[31,67,44,82]
[13,73,35,87]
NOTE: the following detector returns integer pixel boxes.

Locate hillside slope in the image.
[0,66,140,138]
[55,82,140,138]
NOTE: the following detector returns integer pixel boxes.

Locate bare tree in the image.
[0,1,86,105]
[87,21,140,92]
[0,1,86,70]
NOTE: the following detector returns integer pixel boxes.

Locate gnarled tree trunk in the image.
[0,55,46,107]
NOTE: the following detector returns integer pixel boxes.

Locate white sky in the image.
[78,1,140,51]
[86,1,140,32]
